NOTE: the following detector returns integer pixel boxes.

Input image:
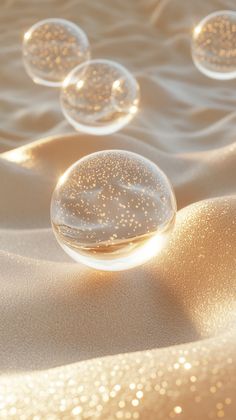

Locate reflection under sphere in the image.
[192,10,236,80]
[60,59,140,135]
[51,150,176,271]
[23,18,90,87]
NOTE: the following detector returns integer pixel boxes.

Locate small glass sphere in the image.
[192,10,236,80]
[23,18,90,87]
[60,59,140,135]
[51,150,176,271]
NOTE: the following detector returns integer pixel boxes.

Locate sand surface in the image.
[0,0,235,418]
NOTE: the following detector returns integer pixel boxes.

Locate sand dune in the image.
[0,0,235,418]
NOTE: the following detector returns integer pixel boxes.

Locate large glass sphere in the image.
[23,18,90,87]
[192,10,236,80]
[60,59,140,135]
[51,150,176,271]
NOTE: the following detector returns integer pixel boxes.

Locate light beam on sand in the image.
[1,147,33,167]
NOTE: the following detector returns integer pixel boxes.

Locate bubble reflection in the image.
[192,10,236,80]
[51,150,176,270]
[60,59,140,135]
[23,18,90,87]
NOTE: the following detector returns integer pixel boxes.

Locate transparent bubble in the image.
[51,150,176,271]
[192,10,236,80]
[60,59,140,135]
[23,18,90,87]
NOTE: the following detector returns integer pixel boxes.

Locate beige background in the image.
[0,0,235,418]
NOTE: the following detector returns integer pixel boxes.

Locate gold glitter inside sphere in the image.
[192,10,236,79]
[60,59,140,135]
[51,150,176,271]
[23,18,90,86]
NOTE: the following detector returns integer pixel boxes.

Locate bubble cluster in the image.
[51,150,176,271]
[60,59,140,135]
[192,10,236,80]
[23,18,90,86]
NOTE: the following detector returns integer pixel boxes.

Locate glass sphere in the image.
[23,18,90,87]
[60,59,140,135]
[192,10,236,80]
[51,150,176,271]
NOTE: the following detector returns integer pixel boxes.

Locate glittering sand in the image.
[0,0,235,418]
